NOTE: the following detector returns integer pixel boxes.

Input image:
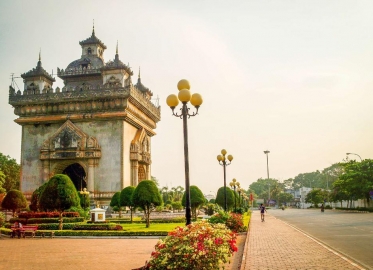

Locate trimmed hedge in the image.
[108,218,185,224]
[9,218,27,224]
[0,227,167,237]
[9,217,84,224]
[18,212,80,218]
[335,207,373,212]
[27,217,84,224]
[72,223,122,231]
[53,230,168,237]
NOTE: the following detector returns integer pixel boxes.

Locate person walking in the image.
[260,204,267,222]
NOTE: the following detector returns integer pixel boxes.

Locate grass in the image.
[121,222,185,232]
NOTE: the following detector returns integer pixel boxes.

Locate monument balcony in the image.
[57,67,101,79]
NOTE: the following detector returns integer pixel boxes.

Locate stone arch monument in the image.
[8,27,161,206]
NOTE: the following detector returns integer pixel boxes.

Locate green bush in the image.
[9,218,27,224]
[72,223,121,230]
[35,223,78,230]
[0,212,5,227]
[107,217,185,224]
[0,228,168,237]
[27,217,84,224]
[209,210,246,233]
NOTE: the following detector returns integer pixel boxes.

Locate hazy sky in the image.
[1,1,373,196]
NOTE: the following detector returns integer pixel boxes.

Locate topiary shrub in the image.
[39,174,81,230]
[1,189,27,217]
[132,180,162,228]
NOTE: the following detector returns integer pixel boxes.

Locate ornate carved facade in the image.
[8,27,161,203]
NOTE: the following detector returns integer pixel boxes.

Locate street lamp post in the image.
[166,79,203,225]
[346,152,362,161]
[229,178,240,212]
[264,150,270,205]
[80,188,90,219]
[217,149,233,211]
[238,188,242,206]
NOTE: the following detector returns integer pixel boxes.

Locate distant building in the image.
[8,26,161,206]
[204,193,215,202]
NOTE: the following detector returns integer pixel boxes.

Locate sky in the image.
[1,1,373,196]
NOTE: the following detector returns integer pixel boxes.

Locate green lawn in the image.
[121,222,185,232]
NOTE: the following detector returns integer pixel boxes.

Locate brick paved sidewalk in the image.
[0,237,159,270]
[241,211,365,270]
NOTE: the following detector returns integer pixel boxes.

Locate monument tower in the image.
[8,26,161,205]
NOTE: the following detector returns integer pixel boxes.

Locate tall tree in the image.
[181,185,205,220]
[1,189,27,217]
[120,186,136,222]
[0,170,6,194]
[0,153,20,192]
[132,180,162,228]
[335,160,373,206]
[39,174,81,230]
[305,188,325,207]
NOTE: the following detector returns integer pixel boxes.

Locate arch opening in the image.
[62,163,86,191]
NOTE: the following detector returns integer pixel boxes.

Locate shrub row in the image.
[4,222,78,230]
[9,217,84,224]
[107,218,185,224]
[72,223,122,231]
[18,212,80,218]
[0,227,167,237]
[335,207,373,212]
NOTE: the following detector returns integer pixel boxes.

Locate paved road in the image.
[269,208,373,269]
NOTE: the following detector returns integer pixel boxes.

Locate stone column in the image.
[42,160,49,182]
[131,160,138,186]
[88,159,95,192]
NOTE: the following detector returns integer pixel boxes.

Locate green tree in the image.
[336,160,373,207]
[215,187,234,211]
[181,185,205,220]
[305,189,324,207]
[0,170,6,194]
[249,178,279,201]
[110,192,122,218]
[39,174,81,230]
[171,201,183,211]
[278,192,294,206]
[1,189,27,217]
[120,186,136,222]
[132,180,162,228]
[29,182,48,212]
[0,153,21,192]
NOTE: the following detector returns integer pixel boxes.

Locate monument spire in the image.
[92,19,95,36]
[37,49,42,68]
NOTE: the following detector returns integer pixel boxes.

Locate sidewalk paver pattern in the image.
[242,211,365,270]
[0,238,159,270]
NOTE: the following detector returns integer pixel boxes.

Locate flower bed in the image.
[145,220,237,270]
[209,211,247,233]
[107,218,185,224]
[73,223,122,230]
[9,217,84,224]
[18,212,80,218]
